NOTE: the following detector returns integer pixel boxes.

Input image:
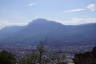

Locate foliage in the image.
[73,46,96,64]
[0,50,17,64]
[19,43,45,64]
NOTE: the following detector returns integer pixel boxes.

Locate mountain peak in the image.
[32,18,49,23]
[27,18,65,28]
[33,18,48,22]
[28,18,49,26]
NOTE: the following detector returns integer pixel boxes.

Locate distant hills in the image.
[0,18,96,47]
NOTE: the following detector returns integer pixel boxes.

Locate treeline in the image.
[0,50,16,64]
[0,43,96,64]
[0,44,66,64]
[73,47,96,64]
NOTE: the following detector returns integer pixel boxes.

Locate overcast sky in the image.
[0,0,96,28]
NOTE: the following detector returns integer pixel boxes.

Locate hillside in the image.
[0,19,96,47]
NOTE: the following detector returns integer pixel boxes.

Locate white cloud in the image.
[64,9,85,13]
[71,18,96,24]
[64,3,96,13]
[0,20,28,29]
[87,3,96,11]
[28,3,36,7]
[62,18,96,25]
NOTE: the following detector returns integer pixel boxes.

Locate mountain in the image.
[0,26,24,40]
[0,19,96,47]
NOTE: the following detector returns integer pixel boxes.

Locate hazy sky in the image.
[0,0,96,28]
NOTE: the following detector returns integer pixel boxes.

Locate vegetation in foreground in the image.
[73,47,96,64]
[0,44,96,64]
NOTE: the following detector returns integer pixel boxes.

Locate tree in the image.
[19,42,45,64]
[36,42,45,64]
[0,50,17,64]
[73,46,96,64]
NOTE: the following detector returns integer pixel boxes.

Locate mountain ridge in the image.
[0,18,96,47]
